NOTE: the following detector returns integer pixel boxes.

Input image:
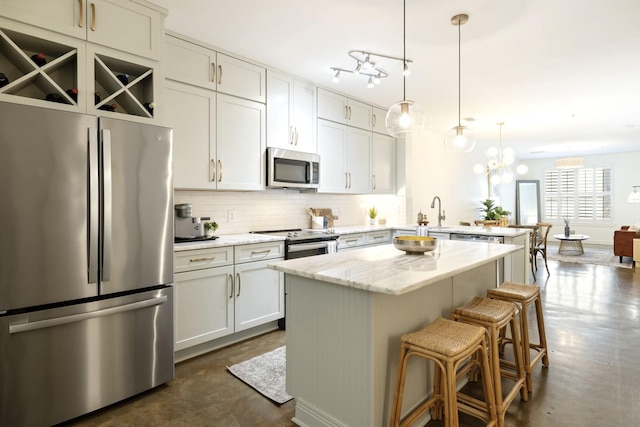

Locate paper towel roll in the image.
[311,216,325,229]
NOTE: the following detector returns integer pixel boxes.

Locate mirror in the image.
[515,180,541,225]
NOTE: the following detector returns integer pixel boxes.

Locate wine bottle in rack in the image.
[31,52,47,67]
[66,88,78,102]
[45,93,64,103]
[95,92,101,105]
[0,73,9,88]
[116,74,129,85]
[98,103,117,112]
[143,101,156,114]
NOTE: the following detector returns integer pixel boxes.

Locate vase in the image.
[564,225,570,237]
[369,218,376,226]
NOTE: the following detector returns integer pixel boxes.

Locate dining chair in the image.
[533,223,552,275]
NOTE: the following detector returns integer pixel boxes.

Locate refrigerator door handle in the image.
[9,295,168,334]
[88,128,99,284]
[102,129,112,282]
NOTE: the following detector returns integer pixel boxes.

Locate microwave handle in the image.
[306,162,311,183]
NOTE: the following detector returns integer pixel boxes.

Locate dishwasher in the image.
[450,233,504,244]
[450,233,504,284]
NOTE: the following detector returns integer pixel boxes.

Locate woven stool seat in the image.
[487,281,539,300]
[487,282,549,396]
[451,297,515,324]
[390,317,497,427]
[452,297,527,427]
[402,317,486,357]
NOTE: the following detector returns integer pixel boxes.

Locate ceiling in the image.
[148,0,640,160]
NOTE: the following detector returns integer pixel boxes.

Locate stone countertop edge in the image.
[267,240,522,296]
[173,233,286,252]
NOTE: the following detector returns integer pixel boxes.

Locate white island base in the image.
[271,241,522,427]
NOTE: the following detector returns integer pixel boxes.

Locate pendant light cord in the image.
[457,18,461,127]
[403,0,406,101]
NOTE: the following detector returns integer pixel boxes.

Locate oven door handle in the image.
[288,242,330,253]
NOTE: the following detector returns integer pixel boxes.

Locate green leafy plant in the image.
[478,199,511,220]
[367,206,378,219]
[204,221,218,232]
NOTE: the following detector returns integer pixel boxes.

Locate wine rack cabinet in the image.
[0,18,159,122]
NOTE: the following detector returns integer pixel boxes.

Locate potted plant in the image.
[478,199,510,225]
[204,221,218,236]
[367,206,378,225]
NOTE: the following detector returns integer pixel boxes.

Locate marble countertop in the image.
[425,226,530,237]
[174,233,285,252]
[268,239,521,296]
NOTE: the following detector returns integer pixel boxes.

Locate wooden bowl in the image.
[393,236,438,254]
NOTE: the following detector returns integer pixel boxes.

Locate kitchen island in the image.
[269,239,523,427]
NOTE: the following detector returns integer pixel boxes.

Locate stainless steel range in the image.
[251,228,339,329]
[251,228,339,259]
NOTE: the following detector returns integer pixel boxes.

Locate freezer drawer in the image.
[0,287,174,427]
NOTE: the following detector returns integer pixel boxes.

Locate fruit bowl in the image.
[393,236,438,254]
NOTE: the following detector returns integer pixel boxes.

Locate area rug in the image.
[545,245,632,269]
[227,346,293,405]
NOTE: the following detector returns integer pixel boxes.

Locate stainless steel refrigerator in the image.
[0,102,174,426]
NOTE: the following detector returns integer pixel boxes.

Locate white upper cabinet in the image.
[266,70,316,152]
[372,106,389,135]
[0,0,165,60]
[371,133,395,194]
[164,80,217,189]
[215,93,265,190]
[164,34,265,103]
[317,118,371,194]
[317,88,372,131]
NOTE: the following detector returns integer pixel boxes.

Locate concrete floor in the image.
[62,258,640,427]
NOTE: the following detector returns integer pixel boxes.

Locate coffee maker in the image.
[174,203,212,242]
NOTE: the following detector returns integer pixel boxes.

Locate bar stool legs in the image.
[390,317,497,427]
[451,297,528,427]
[487,281,550,394]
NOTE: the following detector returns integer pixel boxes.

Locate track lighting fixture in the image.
[329,50,411,89]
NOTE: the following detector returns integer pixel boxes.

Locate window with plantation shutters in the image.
[543,166,612,223]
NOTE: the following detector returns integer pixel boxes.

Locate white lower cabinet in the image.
[337,230,391,251]
[173,242,284,353]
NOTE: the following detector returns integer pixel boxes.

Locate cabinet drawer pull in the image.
[211,63,216,83]
[372,174,376,190]
[218,65,223,85]
[250,249,271,257]
[228,273,234,299]
[211,159,216,182]
[373,235,384,241]
[236,273,241,297]
[90,2,96,31]
[345,172,349,189]
[372,113,376,126]
[289,126,294,145]
[348,106,352,120]
[78,0,84,28]
[346,239,358,245]
[218,159,222,182]
[294,128,298,145]
[344,105,348,120]
[189,256,216,262]
[348,172,352,189]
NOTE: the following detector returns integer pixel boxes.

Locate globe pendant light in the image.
[385,0,425,137]
[444,13,475,152]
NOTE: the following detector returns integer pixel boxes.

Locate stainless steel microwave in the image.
[267,147,320,189]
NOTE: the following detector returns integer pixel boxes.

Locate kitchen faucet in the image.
[430,196,446,227]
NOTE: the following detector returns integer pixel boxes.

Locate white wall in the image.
[406,130,640,245]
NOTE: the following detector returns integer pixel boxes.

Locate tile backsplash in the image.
[175,189,407,234]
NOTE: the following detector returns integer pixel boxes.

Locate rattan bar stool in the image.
[487,281,549,394]
[390,317,497,427]
[451,297,528,427]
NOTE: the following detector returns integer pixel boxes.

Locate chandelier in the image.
[473,122,528,184]
[385,0,425,137]
[555,157,584,169]
[330,50,409,88]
